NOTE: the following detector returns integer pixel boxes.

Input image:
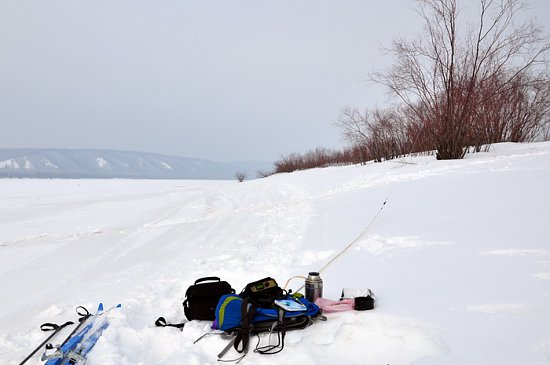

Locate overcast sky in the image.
[1,1,549,162]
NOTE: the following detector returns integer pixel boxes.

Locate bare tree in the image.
[235,171,247,182]
[372,0,550,159]
[336,107,370,146]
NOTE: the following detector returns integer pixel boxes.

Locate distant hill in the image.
[0,149,273,180]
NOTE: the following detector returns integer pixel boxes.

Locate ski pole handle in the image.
[19,321,73,365]
[155,316,185,329]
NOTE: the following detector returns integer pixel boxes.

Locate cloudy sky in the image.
[1,1,549,162]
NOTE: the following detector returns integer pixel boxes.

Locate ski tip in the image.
[98,303,104,311]
[116,303,122,308]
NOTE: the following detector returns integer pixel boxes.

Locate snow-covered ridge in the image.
[0,148,272,180]
[0,159,20,169]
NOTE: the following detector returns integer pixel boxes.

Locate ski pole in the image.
[59,306,91,347]
[41,306,92,361]
[19,321,74,365]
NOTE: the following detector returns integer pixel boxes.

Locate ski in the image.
[62,303,121,364]
[43,303,104,365]
[18,320,74,365]
[44,303,121,365]
[41,306,92,362]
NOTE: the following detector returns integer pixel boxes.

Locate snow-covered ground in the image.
[1,142,549,365]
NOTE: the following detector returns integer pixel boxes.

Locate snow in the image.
[160,161,173,170]
[0,159,20,169]
[43,159,58,169]
[96,157,110,169]
[0,141,549,365]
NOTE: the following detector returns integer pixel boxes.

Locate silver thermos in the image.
[305,272,323,303]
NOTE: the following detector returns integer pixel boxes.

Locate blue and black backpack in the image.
[212,277,324,361]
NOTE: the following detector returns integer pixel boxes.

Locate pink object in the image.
[314,297,355,313]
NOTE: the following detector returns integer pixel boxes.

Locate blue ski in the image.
[43,303,121,365]
[62,304,121,364]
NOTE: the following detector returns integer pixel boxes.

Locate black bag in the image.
[239,277,284,308]
[183,277,234,320]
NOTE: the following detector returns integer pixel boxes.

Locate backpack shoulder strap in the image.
[233,298,256,354]
[217,298,257,362]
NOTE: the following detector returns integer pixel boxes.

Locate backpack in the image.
[213,293,319,332]
[213,277,323,360]
[183,277,235,321]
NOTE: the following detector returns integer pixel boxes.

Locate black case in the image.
[240,277,284,307]
[183,277,234,320]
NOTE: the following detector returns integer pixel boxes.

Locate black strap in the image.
[194,277,220,284]
[40,323,60,332]
[19,321,73,365]
[233,299,256,354]
[217,300,255,363]
[155,317,185,329]
[75,306,90,321]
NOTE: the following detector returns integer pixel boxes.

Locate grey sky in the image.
[1,1,549,162]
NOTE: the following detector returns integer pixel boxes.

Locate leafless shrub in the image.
[337,105,429,163]
[273,146,366,173]
[543,120,550,141]
[471,70,550,150]
[256,169,275,178]
[235,171,247,182]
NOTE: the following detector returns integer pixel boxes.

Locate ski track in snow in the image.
[465,303,537,314]
[1,142,550,364]
[355,234,450,255]
[533,272,550,281]
[479,249,550,257]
